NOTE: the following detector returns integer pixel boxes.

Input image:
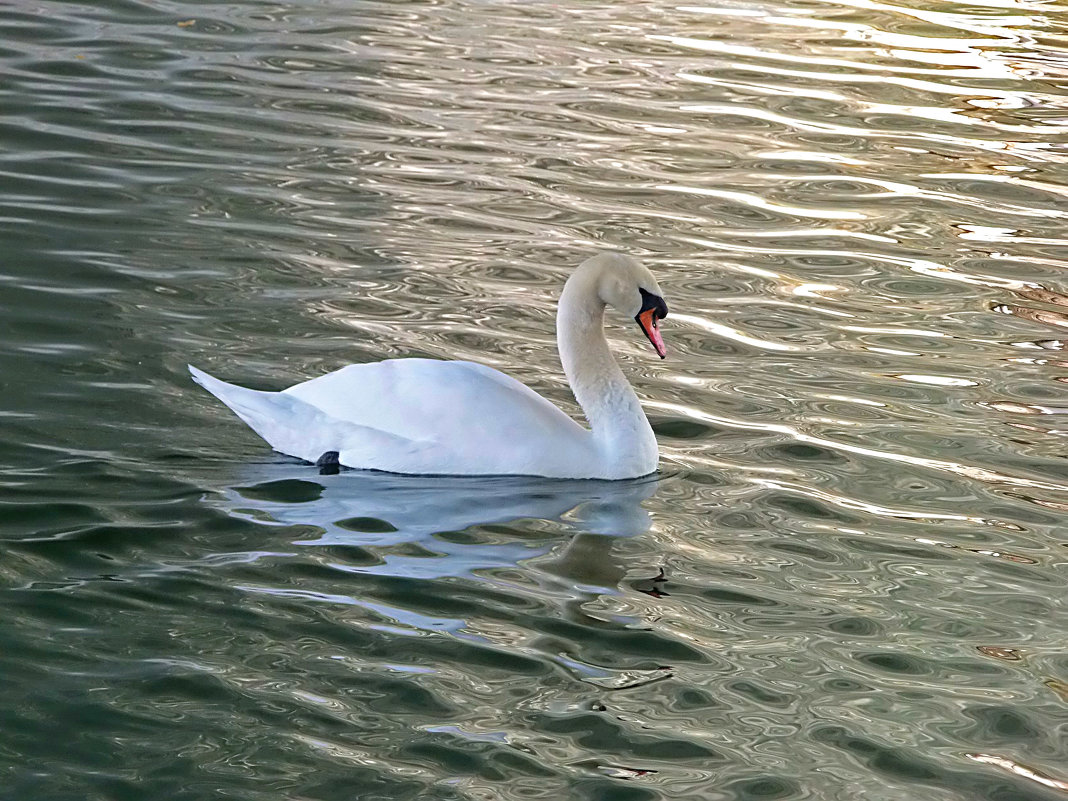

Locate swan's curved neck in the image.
[557,272,657,474]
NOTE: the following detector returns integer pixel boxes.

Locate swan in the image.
[189,252,670,479]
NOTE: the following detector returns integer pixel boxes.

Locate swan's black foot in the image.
[316,450,341,475]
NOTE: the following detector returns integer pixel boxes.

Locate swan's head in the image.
[580,252,670,359]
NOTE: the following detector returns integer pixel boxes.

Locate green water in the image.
[2,1,1066,799]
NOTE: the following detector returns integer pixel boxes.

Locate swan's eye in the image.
[637,288,668,320]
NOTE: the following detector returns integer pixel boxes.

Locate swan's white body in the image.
[190,253,668,480]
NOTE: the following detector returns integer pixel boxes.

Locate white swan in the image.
[189,252,669,479]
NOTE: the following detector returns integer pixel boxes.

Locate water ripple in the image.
[2,0,1068,798]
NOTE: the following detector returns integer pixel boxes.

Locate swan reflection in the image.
[213,463,660,583]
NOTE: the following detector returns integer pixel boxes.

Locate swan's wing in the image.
[285,358,583,439]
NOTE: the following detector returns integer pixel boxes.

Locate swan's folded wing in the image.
[282,358,594,474]
[284,359,583,438]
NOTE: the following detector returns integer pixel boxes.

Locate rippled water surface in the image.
[3,0,1068,798]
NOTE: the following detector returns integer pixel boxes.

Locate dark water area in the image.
[1,0,1067,799]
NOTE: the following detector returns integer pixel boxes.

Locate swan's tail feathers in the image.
[188,365,323,460]
[187,363,425,469]
[188,365,425,470]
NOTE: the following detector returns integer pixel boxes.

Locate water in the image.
[2,0,1066,798]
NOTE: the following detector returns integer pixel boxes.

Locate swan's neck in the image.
[557,275,657,475]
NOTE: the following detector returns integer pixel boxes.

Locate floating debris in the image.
[976,646,1022,661]
[967,753,1068,792]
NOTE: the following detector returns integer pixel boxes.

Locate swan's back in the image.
[286,358,585,445]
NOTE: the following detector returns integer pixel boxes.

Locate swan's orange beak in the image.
[637,308,667,359]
